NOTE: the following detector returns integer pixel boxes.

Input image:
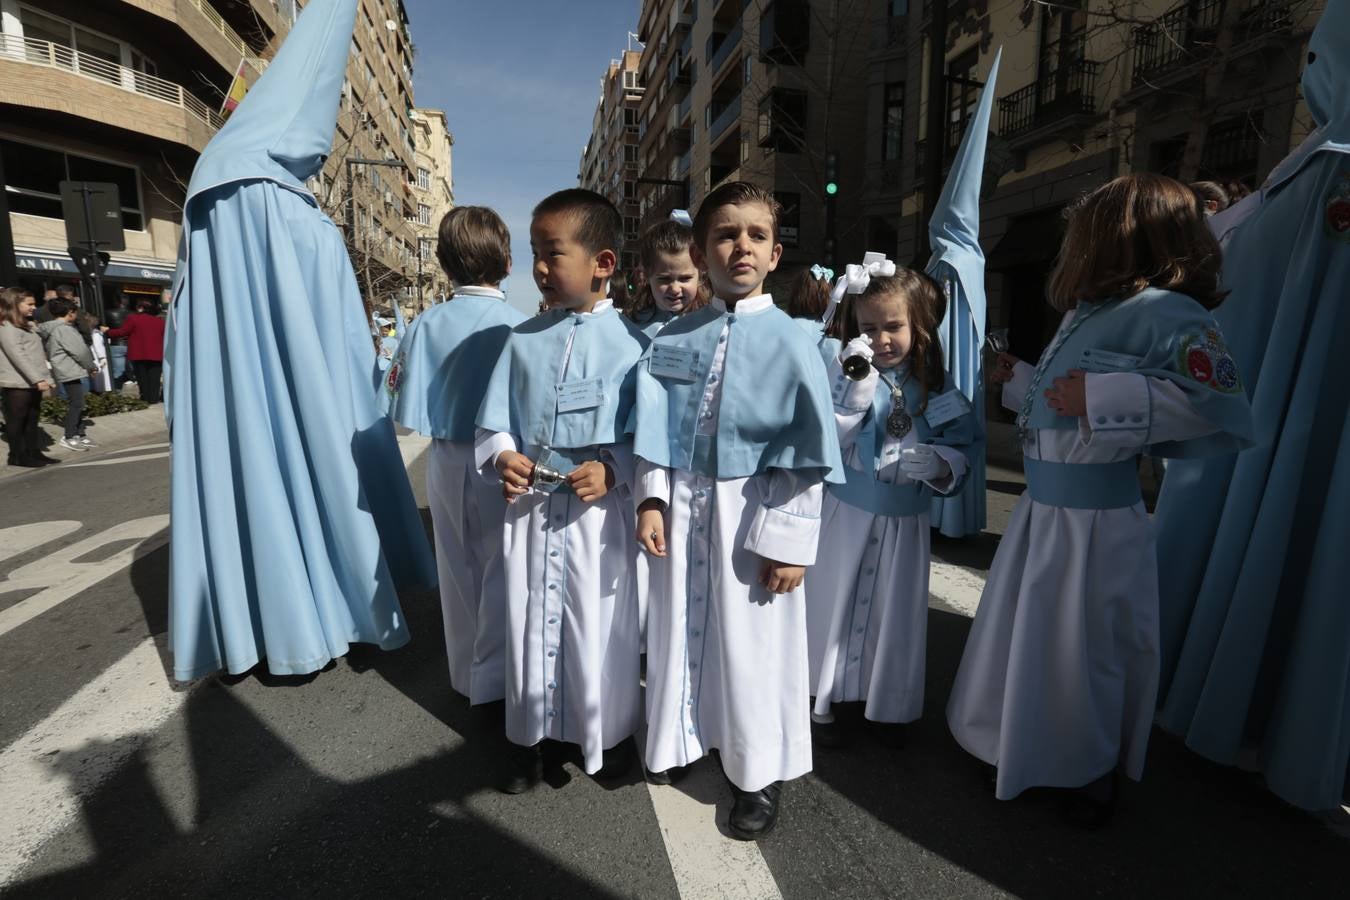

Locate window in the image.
[417,167,430,190]
[1,138,144,231]
[624,216,639,239]
[760,0,810,65]
[888,0,909,16]
[624,144,638,163]
[946,48,979,158]
[882,82,904,161]
[758,88,808,152]
[418,203,431,226]
[623,180,636,199]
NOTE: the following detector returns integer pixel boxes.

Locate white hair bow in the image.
[822,251,896,328]
[669,209,693,227]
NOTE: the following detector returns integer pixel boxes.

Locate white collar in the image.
[576,298,614,316]
[453,286,506,300]
[710,293,774,315]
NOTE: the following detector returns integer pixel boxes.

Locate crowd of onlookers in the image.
[0,284,167,468]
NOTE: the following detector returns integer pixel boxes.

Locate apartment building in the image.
[1,0,419,314]
[578,50,645,274]
[409,106,454,310]
[631,0,872,291]
[861,0,1321,370]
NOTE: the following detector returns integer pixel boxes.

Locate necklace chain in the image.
[1016,303,1104,439]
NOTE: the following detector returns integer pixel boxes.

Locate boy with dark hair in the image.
[383,206,524,710]
[632,180,843,839]
[474,188,649,793]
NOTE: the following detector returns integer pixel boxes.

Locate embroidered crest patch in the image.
[1178,330,1241,393]
[385,350,405,398]
[1327,170,1350,242]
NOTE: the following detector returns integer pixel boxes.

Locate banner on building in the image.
[220,58,250,120]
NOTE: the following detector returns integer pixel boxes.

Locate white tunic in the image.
[474,301,642,774]
[426,439,509,705]
[638,293,824,793]
[947,312,1218,800]
[805,359,968,725]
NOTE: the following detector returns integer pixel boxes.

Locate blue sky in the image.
[404,0,641,314]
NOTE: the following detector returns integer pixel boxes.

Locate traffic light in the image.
[825,152,839,195]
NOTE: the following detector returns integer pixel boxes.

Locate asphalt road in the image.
[0,433,1345,898]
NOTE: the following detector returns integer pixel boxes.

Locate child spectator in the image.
[625,214,708,338]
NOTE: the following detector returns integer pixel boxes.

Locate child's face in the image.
[648,250,700,314]
[530,211,614,312]
[855,292,913,369]
[693,201,782,302]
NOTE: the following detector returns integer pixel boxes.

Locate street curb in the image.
[1,406,169,481]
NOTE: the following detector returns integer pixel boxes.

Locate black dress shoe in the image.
[811,717,848,749]
[728,781,782,840]
[595,737,636,780]
[1060,772,1117,829]
[870,721,907,748]
[646,764,689,786]
[497,742,542,795]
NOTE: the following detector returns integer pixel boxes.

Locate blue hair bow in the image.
[810,264,834,282]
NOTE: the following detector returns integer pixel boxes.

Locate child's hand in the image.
[637,501,667,557]
[1044,369,1087,417]
[568,460,614,503]
[759,558,806,594]
[989,352,1022,384]
[496,450,534,502]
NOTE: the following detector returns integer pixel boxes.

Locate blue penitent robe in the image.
[1152,1,1350,811]
[629,307,677,340]
[926,50,1001,537]
[163,0,435,681]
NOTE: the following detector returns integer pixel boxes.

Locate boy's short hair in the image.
[46,298,74,318]
[436,206,512,286]
[692,181,781,247]
[532,188,622,259]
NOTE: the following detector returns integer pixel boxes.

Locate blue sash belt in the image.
[827,464,930,517]
[1022,457,1141,510]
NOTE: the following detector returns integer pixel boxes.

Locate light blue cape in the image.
[163,0,435,681]
[1152,0,1350,811]
[925,49,1000,536]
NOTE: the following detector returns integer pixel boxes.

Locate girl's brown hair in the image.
[1048,172,1226,312]
[840,269,947,411]
[436,205,512,287]
[783,268,830,320]
[627,219,709,322]
[0,287,34,330]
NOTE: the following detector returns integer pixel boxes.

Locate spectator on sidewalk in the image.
[89,318,113,395]
[104,295,130,386]
[38,298,99,451]
[0,287,56,467]
[104,296,166,403]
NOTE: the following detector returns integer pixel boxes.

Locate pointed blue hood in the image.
[1304,0,1348,141]
[185,0,357,206]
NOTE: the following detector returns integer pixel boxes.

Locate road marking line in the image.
[60,451,171,469]
[0,638,185,887]
[114,442,171,454]
[0,522,81,567]
[0,516,169,639]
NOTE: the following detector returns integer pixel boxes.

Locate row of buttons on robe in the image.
[843,525,885,696]
[543,503,567,723]
[683,480,714,738]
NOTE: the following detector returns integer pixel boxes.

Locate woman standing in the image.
[0,287,55,467]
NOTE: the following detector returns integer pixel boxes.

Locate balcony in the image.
[707,25,742,78]
[710,94,742,144]
[1132,0,1224,86]
[676,148,693,178]
[0,33,223,151]
[998,60,1101,144]
[677,91,693,124]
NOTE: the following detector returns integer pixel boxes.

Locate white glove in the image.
[840,334,873,365]
[900,444,949,482]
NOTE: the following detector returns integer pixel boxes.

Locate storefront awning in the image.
[13,250,175,284]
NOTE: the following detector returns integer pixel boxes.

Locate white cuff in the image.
[924,444,967,495]
[745,503,821,566]
[636,458,671,509]
[828,356,877,413]
[1079,372,1150,449]
[473,429,517,481]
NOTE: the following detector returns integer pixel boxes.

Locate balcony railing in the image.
[707,24,742,76]
[677,91,693,123]
[1,33,225,131]
[1132,0,1224,84]
[676,148,692,178]
[183,0,253,58]
[710,94,742,143]
[997,59,1101,139]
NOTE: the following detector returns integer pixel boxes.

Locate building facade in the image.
[578,50,645,274]
[630,0,873,293]
[1,0,419,316]
[409,106,453,311]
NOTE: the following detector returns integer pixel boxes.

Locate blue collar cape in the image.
[384,292,525,441]
[633,302,844,482]
[1025,288,1255,458]
[630,307,677,339]
[476,305,648,451]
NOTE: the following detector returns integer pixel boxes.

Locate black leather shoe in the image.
[870,721,907,748]
[1060,772,1117,829]
[728,781,782,840]
[811,717,848,749]
[646,764,689,786]
[497,742,542,795]
[595,737,636,780]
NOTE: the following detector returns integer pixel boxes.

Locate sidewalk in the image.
[0,406,169,482]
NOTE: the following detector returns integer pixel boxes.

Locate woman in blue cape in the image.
[163,0,435,681]
[1152,1,1350,811]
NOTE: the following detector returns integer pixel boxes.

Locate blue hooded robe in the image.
[926,51,1000,537]
[1152,0,1350,810]
[163,0,435,681]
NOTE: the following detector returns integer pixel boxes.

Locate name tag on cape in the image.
[649,345,700,381]
[923,389,970,428]
[557,378,604,413]
[1079,348,1144,373]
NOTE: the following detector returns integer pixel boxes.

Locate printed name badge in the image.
[923,389,971,428]
[556,377,604,413]
[1079,348,1145,374]
[649,344,700,381]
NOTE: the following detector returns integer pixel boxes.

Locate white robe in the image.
[805,361,967,725]
[90,331,112,392]
[947,332,1219,801]
[427,439,509,705]
[638,294,825,793]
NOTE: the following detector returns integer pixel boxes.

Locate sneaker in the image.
[78,436,98,448]
[59,437,89,452]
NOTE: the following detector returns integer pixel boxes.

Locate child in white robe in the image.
[476,189,648,793]
[633,182,843,840]
[624,213,709,340]
[806,267,975,747]
[946,173,1254,827]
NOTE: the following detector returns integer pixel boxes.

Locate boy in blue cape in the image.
[474,189,649,793]
[633,181,843,840]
